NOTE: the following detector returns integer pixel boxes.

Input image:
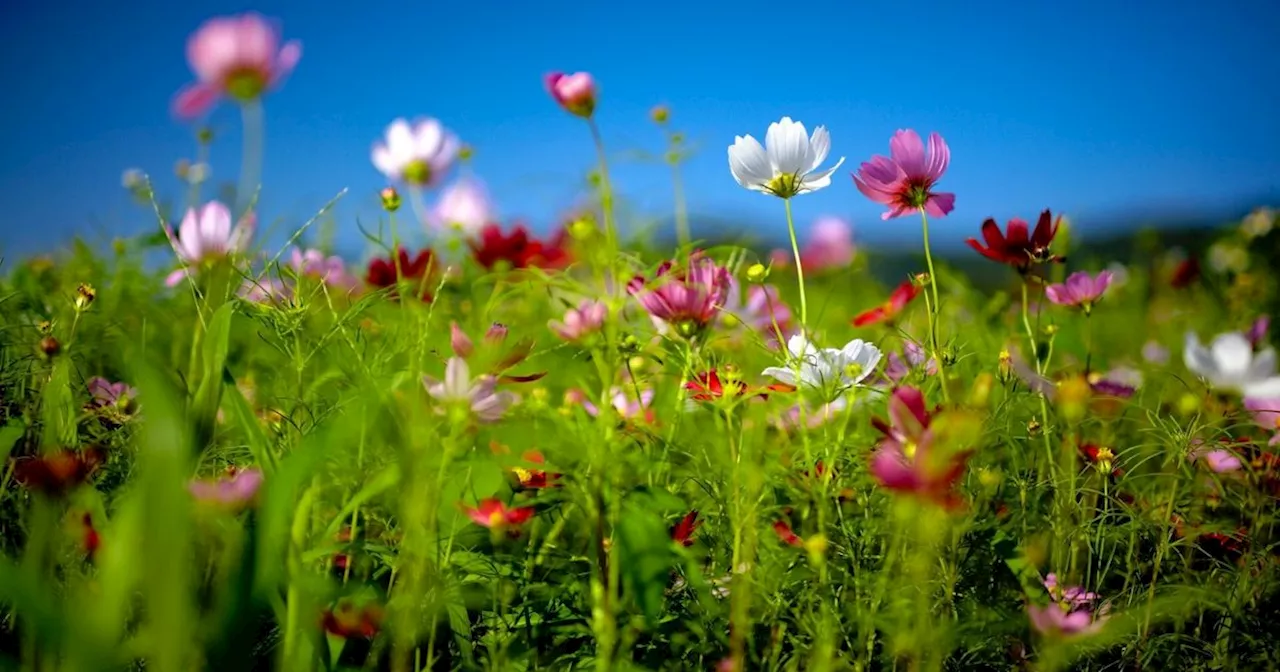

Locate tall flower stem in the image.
[236,100,265,218]
[784,198,807,328]
[917,208,950,403]
[587,119,619,284]
[669,151,690,249]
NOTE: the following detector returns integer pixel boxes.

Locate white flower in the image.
[371,118,460,187]
[762,333,881,392]
[727,117,844,198]
[422,357,518,423]
[431,176,493,235]
[1184,331,1280,397]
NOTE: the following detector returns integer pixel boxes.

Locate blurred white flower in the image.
[1105,262,1130,287]
[1241,207,1275,239]
[1208,242,1249,274]
[431,176,493,235]
[372,117,460,187]
[762,333,881,394]
[727,117,843,198]
[186,162,211,185]
[1184,331,1280,397]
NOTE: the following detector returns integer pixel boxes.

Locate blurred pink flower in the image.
[464,498,534,529]
[569,386,654,422]
[164,201,254,286]
[1244,397,1280,436]
[869,386,968,508]
[88,377,137,409]
[719,278,794,347]
[1189,442,1244,473]
[371,118,461,187]
[1142,340,1170,365]
[1029,574,1108,637]
[882,341,937,384]
[1248,315,1270,349]
[423,358,518,423]
[853,130,955,220]
[190,467,264,508]
[1045,271,1114,312]
[545,72,597,118]
[173,13,302,118]
[432,177,493,235]
[627,255,731,338]
[289,248,359,290]
[801,216,856,270]
[549,300,608,342]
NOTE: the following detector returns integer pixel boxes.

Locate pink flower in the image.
[1248,315,1270,349]
[1189,442,1244,473]
[241,247,358,302]
[1142,340,1170,365]
[88,377,137,409]
[463,498,534,529]
[570,386,655,423]
[800,216,855,270]
[545,72,597,118]
[882,341,937,384]
[548,300,608,342]
[1045,271,1114,312]
[189,467,264,508]
[173,13,302,118]
[853,130,955,220]
[1029,574,1108,637]
[422,358,518,423]
[869,387,968,508]
[1244,397,1280,435]
[164,201,254,286]
[431,177,493,236]
[627,254,731,338]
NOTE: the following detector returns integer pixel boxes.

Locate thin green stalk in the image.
[587,119,619,282]
[236,100,264,218]
[783,198,807,327]
[917,208,950,403]
[670,155,690,249]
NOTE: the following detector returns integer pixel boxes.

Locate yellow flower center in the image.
[766,173,802,199]
[512,467,533,484]
[903,440,918,460]
[402,160,433,186]
[488,511,506,527]
[224,68,268,102]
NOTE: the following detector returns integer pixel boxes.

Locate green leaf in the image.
[616,493,677,628]
[222,366,276,473]
[0,419,24,464]
[192,302,234,452]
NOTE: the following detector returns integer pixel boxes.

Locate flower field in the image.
[3,12,1280,672]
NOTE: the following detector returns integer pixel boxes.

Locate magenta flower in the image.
[548,300,608,342]
[173,13,302,118]
[882,341,937,384]
[627,255,731,338]
[165,201,255,287]
[1248,315,1270,349]
[545,72,597,118]
[719,278,794,347]
[1045,271,1114,312]
[869,387,968,508]
[423,358,518,423]
[1189,441,1244,473]
[801,216,856,270]
[853,130,955,220]
[190,467,264,508]
[1029,574,1108,637]
[88,377,137,409]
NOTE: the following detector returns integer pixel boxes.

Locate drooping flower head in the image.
[371,118,461,187]
[1184,331,1280,397]
[164,201,255,286]
[761,334,882,396]
[869,387,969,508]
[801,216,856,270]
[628,254,731,338]
[966,210,1064,271]
[470,223,571,271]
[173,13,302,118]
[1045,271,1114,313]
[549,300,608,342]
[853,130,955,219]
[189,467,264,508]
[431,177,493,236]
[727,117,844,199]
[853,280,920,327]
[365,247,437,302]
[545,72,597,118]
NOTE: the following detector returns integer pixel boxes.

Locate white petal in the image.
[385,119,416,163]
[1183,333,1219,380]
[199,201,232,248]
[728,135,772,189]
[766,117,810,176]
[372,144,402,178]
[786,333,814,359]
[1244,377,1280,398]
[1249,347,1278,381]
[761,366,796,386]
[797,157,845,194]
[1210,332,1254,384]
[413,119,443,160]
[807,126,832,172]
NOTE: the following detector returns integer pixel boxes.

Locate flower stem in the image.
[917,208,950,403]
[236,100,264,218]
[784,198,807,328]
[669,151,690,249]
[588,119,619,284]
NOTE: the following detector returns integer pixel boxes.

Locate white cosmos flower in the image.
[762,333,882,392]
[372,117,460,187]
[728,117,844,198]
[1184,331,1280,397]
[431,176,492,235]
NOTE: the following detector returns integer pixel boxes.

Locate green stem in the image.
[670,156,690,249]
[917,208,950,403]
[588,119,619,283]
[236,100,264,218]
[783,198,807,328]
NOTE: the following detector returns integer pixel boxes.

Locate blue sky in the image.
[2,0,1277,257]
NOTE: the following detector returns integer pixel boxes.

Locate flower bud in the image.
[545,72,597,118]
[75,284,96,311]
[650,105,669,125]
[458,144,475,162]
[569,216,597,241]
[380,187,401,212]
[746,263,769,284]
[197,126,214,145]
[39,336,61,358]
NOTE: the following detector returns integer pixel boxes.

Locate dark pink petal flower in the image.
[464,498,534,528]
[869,387,968,508]
[853,130,955,220]
[190,467,264,508]
[545,72,596,118]
[628,254,731,337]
[966,210,1063,270]
[1045,271,1114,310]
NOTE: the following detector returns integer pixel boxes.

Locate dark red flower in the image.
[1170,256,1200,289]
[852,280,920,327]
[772,520,803,547]
[470,223,571,270]
[966,209,1063,271]
[685,369,776,402]
[671,510,701,547]
[365,247,436,301]
[81,512,101,559]
[322,600,384,639]
[13,447,103,496]
[513,450,559,489]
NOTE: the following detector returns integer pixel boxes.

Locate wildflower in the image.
[87,377,138,419]
[1241,207,1275,239]
[548,300,608,342]
[322,600,383,639]
[869,386,969,508]
[570,386,655,424]
[1248,316,1270,349]
[1184,331,1280,397]
[685,369,774,403]
[776,396,854,432]
[423,358,519,423]
[380,186,402,212]
[189,467,264,508]
[628,255,731,338]
[761,333,882,394]
[852,129,955,219]
[1028,574,1108,637]
[966,210,1064,271]
[1170,256,1200,289]
[512,450,558,489]
[1078,444,1119,475]
[852,280,920,327]
[74,283,96,311]
[882,341,937,384]
[670,511,701,547]
[1045,271,1114,313]
[173,13,301,118]
[365,247,437,301]
[12,447,104,497]
[1189,441,1244,473]
[431,177,493,235]
[727,117,844,198]
[800,216,856,270]
[470,223,571,271]
[463,498,535,529]
[244,247,359,302]
[545,72,597,118]
[371,118,460,187]
[164,201,255,286]
[1243,397,1280,435]
[1088,368,1140,398]
[1142,340,1170,365]
[448,322,545,384]
[719,278,794,346]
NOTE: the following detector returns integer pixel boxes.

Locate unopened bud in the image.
[174,159,191,180]
[1026,418,1041,436]
[1176,392,1200,416]
[75,284,96,311]
[39,336,61,358]
[380,187,401,212]
[1094,446,1115,473]
[746,263,769,283]
[197,127,214,145]
[650,105,669,125]
[619,334,641,355]
[913,272,930,287]
[458,145,475,162]
[568,216,597,240]
[37,320,53,335]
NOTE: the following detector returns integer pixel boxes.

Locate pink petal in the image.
[923,192,955,217]
[173,83,221,119]
[924,132,950,181]
[889,130,927,178]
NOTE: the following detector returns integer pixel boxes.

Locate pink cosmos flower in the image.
[719,278,794,347]
[801,216,856,270]
[189,467,264,508]
[545,72,597,118]
[164,201,254,286]
[869,386,969,508]
[1248,315,1270,349]
[1244,397,1280,438]
[88,377,137,410]
[627,254,731,338]
[463,498,534,529]
[570,386,656,423]
[1045,271,1114,311]
[882,341,937,384]
[853,130,955,220]
[431,177,493,236]
[422,358,518,423]
[1028,574,1108,637]
[173,13,302,118]
[371,118,461,187]
[241,247,358,302]
[548,300,608,342]
[1189,441,1244,473]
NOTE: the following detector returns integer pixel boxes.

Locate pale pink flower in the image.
[1029,574,1108,637]
[423,358,518,423]
[1045,271,1114,311]
[1189,441,1244,473]
[431,177,493,235]
[371,118,461,187]
[569,387,654,422]
[801,216,856,270]
[190,467,264,507]
[853,130,955,220]
[549,300,608,342]
[545,72,597,118]
[165,201,254,286]
[173,13,302,118]
[719,278,794,347]
[627,255,731,338]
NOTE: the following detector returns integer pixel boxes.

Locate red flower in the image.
[322,600,384,639]
[671,510,701,547]
[513,450,559,489]
[685,369,761,401]
[966,209,1063,271]
[772,520,803,547]
[470,223,571,270]
[1170,256,1200,289]
[464,498,535,529]
[81,512,101,559]
[852,280,920,327]
[365,247,436,301]
[13,447,103,496]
